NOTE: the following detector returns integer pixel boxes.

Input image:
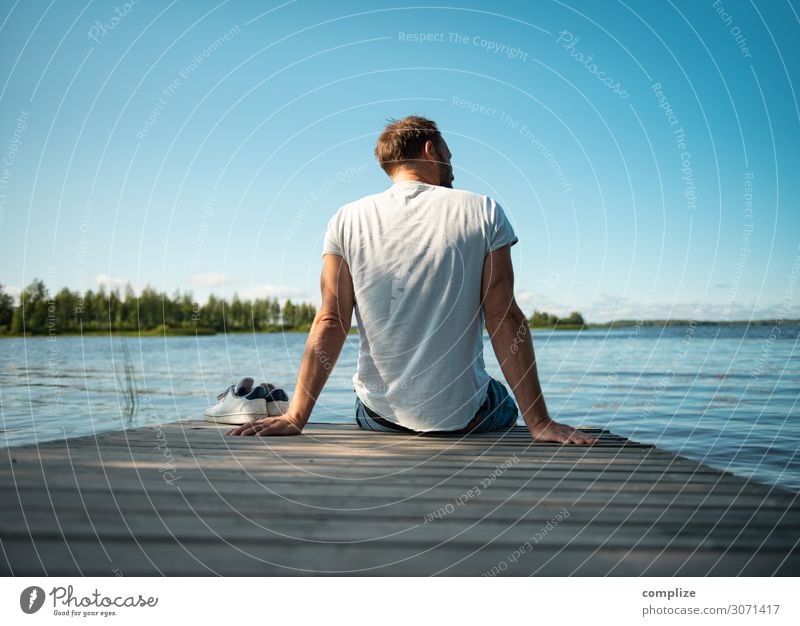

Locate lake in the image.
[1,325,798,491]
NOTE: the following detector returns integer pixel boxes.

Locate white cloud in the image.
[184,276,310,304]
[516,290,562,318]
[189,272,233,288]
[1,284,21,304]
[238,283,307,301]
[572,293,799,323]
[584,293,655,323]
[96,274,130,290]
[512,290,799,323]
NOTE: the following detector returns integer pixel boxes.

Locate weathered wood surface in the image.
[1,421,797,575]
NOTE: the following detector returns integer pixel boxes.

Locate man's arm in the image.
[227,253,354,436]
[481,246,597,444]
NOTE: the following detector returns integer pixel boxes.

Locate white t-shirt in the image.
[322,180,518,432]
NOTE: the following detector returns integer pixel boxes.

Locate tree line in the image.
[0,280,317,335]
[529,310,585,328]
[0,279,590,336]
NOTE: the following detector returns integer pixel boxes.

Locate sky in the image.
[0,0,798,323]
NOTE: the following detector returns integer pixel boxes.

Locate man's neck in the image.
[391,170,439,186]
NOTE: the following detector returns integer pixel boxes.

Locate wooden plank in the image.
[0,445,729,464]
[4,489,797,527]
[1,507,795,549]
[1,470,794,504]
[2,536,796,577]
[1,461,767,483]
[1,470,791,501]
[0,420,797,576]
[2,481,791,510]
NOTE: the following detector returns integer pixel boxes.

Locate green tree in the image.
[529,310,586,329]
[108,288,123,328]
[12,279,49,333]
[230,294,245,330]
[252,297,270,330]
[77,289,96,330]
[0,284,14,331]
[54,287,77,332]
[563,311,585,326]
[282,299,297,328]
[298,302,310,326]
[122,283,137,328]
[138,286,162,329]
[201,294,224,330]
[530,310,558,328]
[178,292,194,326]
[270,298,281,326]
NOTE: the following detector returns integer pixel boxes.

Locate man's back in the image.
[323,180,517,431]
[229,114,596,444]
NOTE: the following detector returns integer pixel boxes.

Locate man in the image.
[228,116,597,444]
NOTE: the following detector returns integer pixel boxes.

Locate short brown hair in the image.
[375,116,442,176]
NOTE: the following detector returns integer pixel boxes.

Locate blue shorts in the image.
[354,378,519,435]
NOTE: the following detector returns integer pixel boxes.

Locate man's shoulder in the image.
[346,189,386,207]
[336,186,495,217]
[425,187,498,216]
[436,186,491,204]
[333,190,387,216]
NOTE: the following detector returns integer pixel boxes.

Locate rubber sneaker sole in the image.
[202,400,290,424]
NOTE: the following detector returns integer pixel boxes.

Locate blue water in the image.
[1,325,798,491]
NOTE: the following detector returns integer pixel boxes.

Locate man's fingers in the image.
[226,419,270,436]
[255,421,280,436]
[255,420,301,436]
[248,419,278,436]
[529,421,598,445]
[226,417,303,437]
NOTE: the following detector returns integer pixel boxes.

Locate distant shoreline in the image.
[0,326,318,338]
[585,318,799,329]
[1,319,796,338]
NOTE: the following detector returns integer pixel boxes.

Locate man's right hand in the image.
[527,417,599,445]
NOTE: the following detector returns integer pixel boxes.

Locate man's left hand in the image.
[226,415,304,436]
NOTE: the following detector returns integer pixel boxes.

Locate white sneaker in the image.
[203,377,290,424]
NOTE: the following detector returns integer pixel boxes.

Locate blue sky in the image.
[0,0,798,322]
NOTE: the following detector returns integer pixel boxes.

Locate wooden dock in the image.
[1,421,798,575]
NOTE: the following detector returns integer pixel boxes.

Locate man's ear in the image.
[423,139,439,162]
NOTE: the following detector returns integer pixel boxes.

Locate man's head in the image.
[375,116,454,188]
